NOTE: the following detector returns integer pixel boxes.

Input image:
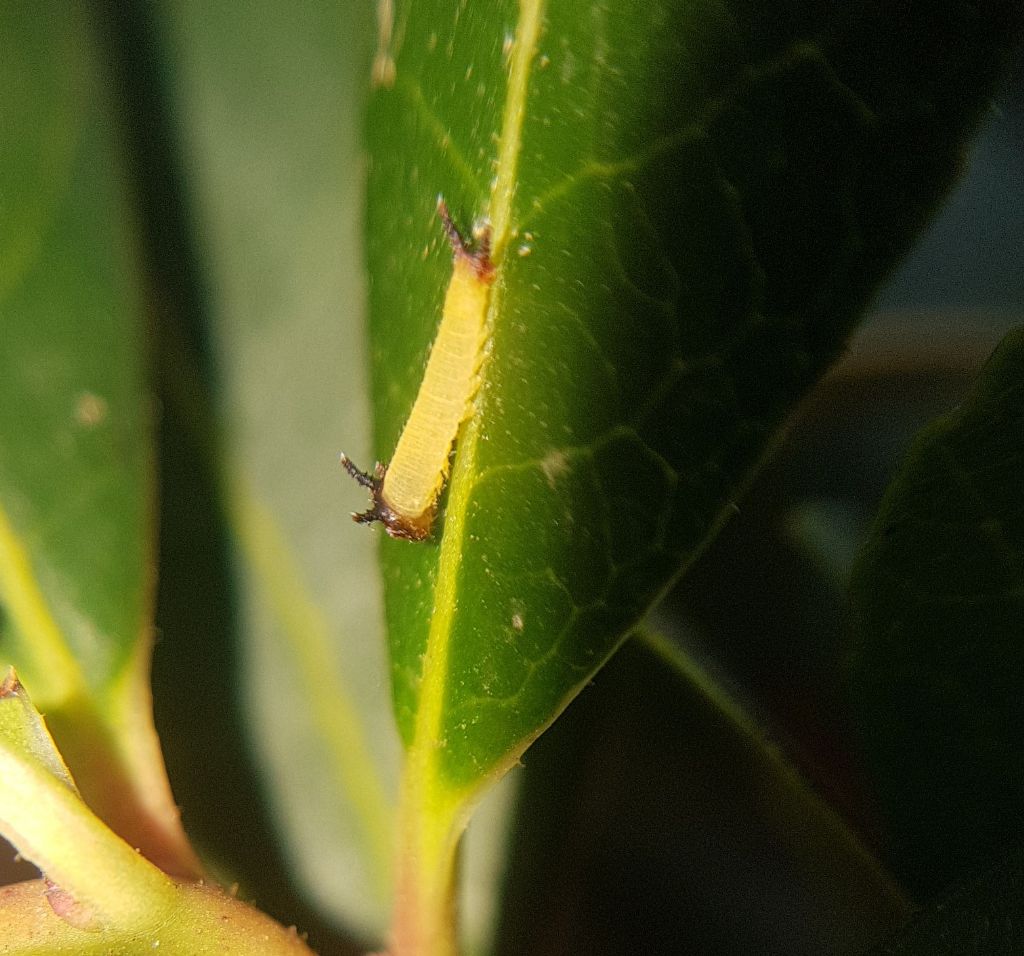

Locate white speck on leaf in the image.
[74,392,107,427]
[541,449,569,488]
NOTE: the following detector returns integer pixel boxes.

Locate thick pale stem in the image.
[0,676,178,928]
[388,753,467,956]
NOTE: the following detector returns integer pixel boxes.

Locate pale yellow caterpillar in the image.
[340,198,495,541]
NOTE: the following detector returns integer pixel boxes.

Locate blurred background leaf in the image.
[867,849,1024,955]
[150,0,397,937]
[0,0,196,878]
[848,324,1024,898]
[496,633,908,956]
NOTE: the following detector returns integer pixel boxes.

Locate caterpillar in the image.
[340,198,495,541]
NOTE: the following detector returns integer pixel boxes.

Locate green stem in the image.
[389,750,469,956]
[0,675,177,928]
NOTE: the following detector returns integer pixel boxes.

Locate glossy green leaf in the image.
[848,325,1024,897]
[0,1,196,877]
[364,0,1023,789]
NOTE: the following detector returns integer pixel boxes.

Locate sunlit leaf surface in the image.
[365,0,1022,788]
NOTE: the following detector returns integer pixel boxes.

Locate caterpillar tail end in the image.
[339,454,432,542]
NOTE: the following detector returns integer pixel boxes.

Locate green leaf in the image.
[147,0,419,940]
[364,0,1023,790]
[0,3,145,695]
[848,325,1024,897]
[0,1,197,877]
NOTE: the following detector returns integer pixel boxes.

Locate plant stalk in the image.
[388,748,469,956]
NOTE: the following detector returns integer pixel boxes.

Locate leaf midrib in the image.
[406,0,546,790]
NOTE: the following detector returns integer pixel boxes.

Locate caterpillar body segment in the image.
[341,200,495,541]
